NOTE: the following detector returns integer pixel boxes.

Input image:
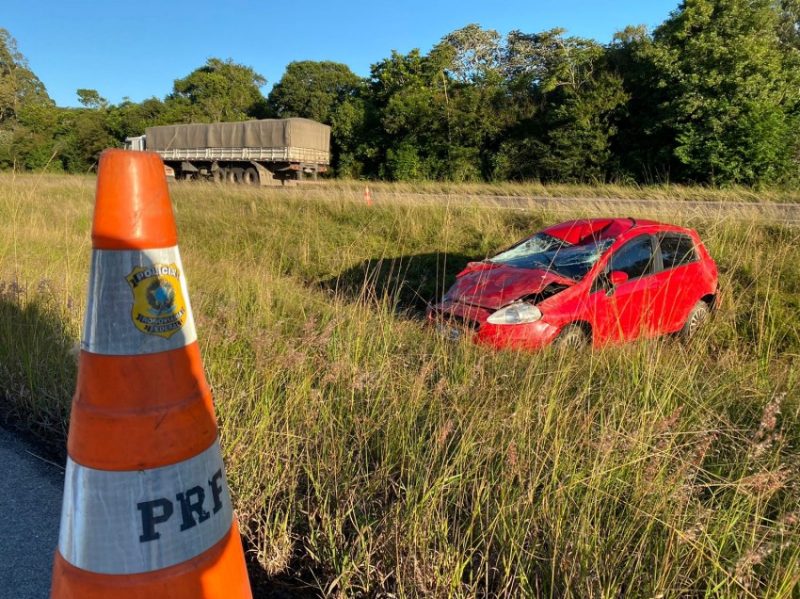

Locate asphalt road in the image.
[0,425,63,599]
[372,191,800,225]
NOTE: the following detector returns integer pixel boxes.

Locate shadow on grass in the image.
[318,252,474,316]
[0,288,321,596]
[245,556,323,599]
[0,285,77,459]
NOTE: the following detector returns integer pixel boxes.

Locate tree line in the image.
[2,0,800,186]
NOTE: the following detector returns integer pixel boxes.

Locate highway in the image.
[0,425,63,599]
[371,191,800,225]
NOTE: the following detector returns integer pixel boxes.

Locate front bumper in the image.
[428,300,561,351]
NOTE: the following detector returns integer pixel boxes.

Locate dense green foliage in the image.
[3,0,800,184]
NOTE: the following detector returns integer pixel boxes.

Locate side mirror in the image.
[608,270,629,287]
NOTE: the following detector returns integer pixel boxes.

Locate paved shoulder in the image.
[0,425,63,599]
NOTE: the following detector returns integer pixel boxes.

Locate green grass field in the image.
[1,174,799,597]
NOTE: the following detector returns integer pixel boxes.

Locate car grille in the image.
[437,311,481,331]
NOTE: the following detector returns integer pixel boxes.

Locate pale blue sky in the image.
[5,0,680,107]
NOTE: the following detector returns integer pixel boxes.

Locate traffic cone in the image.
[51,149,252,598]
[364,185,372,206]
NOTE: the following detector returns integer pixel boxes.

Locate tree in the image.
[105,97,167,141]
[50,104,116,173]
[437,23,502,84]
[329,95,377,178]
[168,58,268,122]
[268,61,368,177]
[0,29,51,127]
[368,26,514,182]
[76,88,108,109]
[267,61,362,123]
[605,26,678,182]
[432,25,512,179]
[776,0,800,50]
[370,46,488,180]
[0,28,57,170]
[652,0,800,185]
[368,49,445,179]
[495,29,628,181]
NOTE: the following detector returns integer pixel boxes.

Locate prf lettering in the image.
[136,469,225,542]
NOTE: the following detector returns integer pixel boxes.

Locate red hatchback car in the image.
[429,218,718,350]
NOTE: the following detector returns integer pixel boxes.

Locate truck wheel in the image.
[242,167,259,186]
[230,168,244,184]
[212,169,224,183]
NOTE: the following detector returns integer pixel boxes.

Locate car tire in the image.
[553,323,589,350]
[680,301,710,340]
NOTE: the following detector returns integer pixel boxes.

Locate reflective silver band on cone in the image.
[82,246,197,356]
[58,439,234,575]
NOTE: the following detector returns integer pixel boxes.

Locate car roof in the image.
[542,218,690,244]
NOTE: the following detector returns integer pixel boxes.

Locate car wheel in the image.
[680,301,710,340]
[553,323,589,350]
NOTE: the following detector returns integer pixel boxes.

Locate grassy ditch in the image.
[1,174,799,597]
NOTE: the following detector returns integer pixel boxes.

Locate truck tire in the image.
[212,168,224,183]
[230,168,244,184]
[242,167,259,186]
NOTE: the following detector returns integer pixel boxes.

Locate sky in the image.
[5,0,681,108]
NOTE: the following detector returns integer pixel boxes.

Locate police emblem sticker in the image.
[126,264,188,339]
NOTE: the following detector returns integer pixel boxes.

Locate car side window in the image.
[608,235,655,280]
[659,234,697,269]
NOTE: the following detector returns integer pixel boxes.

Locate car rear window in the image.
[659,234,697,269]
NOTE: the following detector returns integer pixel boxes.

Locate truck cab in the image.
[124,136,147,151]
[124,135,175,179]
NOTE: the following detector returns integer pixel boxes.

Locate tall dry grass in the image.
[0,173,798,597]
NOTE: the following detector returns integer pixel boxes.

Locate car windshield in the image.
[488,233,614,280]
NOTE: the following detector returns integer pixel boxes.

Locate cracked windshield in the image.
[489,234,614,280]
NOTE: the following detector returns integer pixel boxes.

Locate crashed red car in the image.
[428,218,718,350]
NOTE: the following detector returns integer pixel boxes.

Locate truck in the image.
[124,117,331,185]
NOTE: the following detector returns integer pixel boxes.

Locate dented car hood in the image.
[445,262,575,310]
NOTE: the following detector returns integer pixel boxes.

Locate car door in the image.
[588,234,659,343]
[651,233,701,333]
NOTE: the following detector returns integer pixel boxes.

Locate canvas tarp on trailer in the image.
[145,118,330,154]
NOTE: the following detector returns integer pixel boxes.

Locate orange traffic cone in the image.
[364,185,372,206]
[51,149,252,598]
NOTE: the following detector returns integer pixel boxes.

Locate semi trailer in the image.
[124,117,331,185]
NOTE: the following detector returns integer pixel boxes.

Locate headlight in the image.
[486,302,542,325]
